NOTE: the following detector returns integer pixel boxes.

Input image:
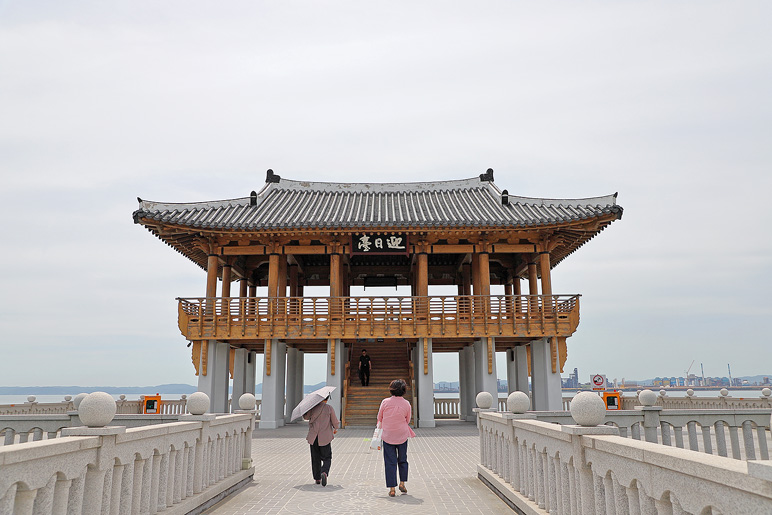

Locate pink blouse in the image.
[376,396,416,445]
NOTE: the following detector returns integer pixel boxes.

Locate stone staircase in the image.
[342,340,413,427]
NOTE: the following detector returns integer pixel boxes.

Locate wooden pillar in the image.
[539,252,553,313]
[330,254,341,297]
[527,259,538,295]
[267,254,281,299]
[239,278,248,320]
[221,264,232,297]
[289,265,299,297]
[221,263,232,317]
[417,252,428,318]
[206,255,219,298]
[206,254,218,315]
[513,275,522,313]
[478,252,490,296]
[527,257,538,315]
[417,253,428,296]
[278,257,288,298]
[462,263,472,295]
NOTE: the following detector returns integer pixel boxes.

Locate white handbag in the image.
[369,426,383,451]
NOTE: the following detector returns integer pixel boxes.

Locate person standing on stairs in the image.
[359,349,372,386]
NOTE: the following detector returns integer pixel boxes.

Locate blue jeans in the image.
[382,440,408,487]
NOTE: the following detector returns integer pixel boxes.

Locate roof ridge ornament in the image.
[479,168,494,182]
[266,169,281,184]
[250,191,257,206]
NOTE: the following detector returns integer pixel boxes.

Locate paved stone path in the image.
[204,421,512,514]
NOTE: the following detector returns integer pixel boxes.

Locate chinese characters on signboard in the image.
[350,233,410,255]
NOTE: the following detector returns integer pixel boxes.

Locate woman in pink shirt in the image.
[376,379,416,497]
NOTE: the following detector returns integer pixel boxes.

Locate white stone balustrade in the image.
[477,410,772,514]
[0,393,255,515]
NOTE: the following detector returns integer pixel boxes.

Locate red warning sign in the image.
[591,374,606,391]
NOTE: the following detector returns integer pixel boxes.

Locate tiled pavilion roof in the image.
[133,170,622,231]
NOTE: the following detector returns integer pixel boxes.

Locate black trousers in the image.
[359,366,370,386]
[310,437,332,480]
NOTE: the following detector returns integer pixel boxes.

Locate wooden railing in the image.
[177,294,580,340]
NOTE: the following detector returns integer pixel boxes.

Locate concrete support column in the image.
[259,339,287,429]
[514,345,529,394]
[506,348,518,395]
[416,338,435,428]
[458,348,467,420]
[463,345,476,421]
[530,338,562,411]
[231,348,248,412]
[474,338,498,408]
[285,347,299,423]
[326,339,344,416]
[245,351,257,396]
[294,351,304,407]
[197,340,230,413]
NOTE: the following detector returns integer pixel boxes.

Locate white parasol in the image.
[290,385,337,422]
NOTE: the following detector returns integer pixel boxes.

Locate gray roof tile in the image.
[134,175,622,231]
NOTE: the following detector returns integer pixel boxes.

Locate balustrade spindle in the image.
[131,458,143,515]
[702,425,713,455]
[141,457,152,515]
[742,421,756,460]
[120,461,134,515]
[728,425,741,459]
[687,422,699,451]
[757,425,770,459]
[548,456,558,513]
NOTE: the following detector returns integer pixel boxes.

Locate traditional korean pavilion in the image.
[133,169,623,428]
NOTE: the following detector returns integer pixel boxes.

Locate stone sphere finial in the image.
[761,388,771,398]
[638,389,657,406]
[659,389,667,397]
[119,394,126,401]
[79,392,117,427]
[720,388,729,397]
[181,394,187,400]
[507,391,530,414]
[570,392,606,426]
[187,392,210,415]
[475,392,494,409]
[73,393,88,409]
[239,393,257,410]
[27,395,36,403]
[686,389,694,397]
[64,395,72,402]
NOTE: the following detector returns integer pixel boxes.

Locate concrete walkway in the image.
[203,421,512,514]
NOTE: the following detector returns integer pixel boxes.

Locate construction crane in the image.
[685,360,695,386]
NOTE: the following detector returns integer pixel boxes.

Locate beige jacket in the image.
[304,402,340,446]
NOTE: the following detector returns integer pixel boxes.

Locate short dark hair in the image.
[362,349,367,353]
[389,379,407,397]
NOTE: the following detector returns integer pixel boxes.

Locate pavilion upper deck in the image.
[177,293,579,342]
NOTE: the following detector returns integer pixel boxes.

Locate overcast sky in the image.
[1,1,770,389]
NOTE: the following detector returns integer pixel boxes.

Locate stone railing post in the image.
[181,392,215,494]
[637,389,662,443]
[61,392,126,514]
[235,393,257,470]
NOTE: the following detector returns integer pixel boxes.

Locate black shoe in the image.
[321,472,327,486]
[315,480,321,485]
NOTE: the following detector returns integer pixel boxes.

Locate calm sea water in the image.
[1,390,765,405]
[0,394,262,405]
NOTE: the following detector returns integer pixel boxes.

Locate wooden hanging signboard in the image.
[350,233,410,256]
